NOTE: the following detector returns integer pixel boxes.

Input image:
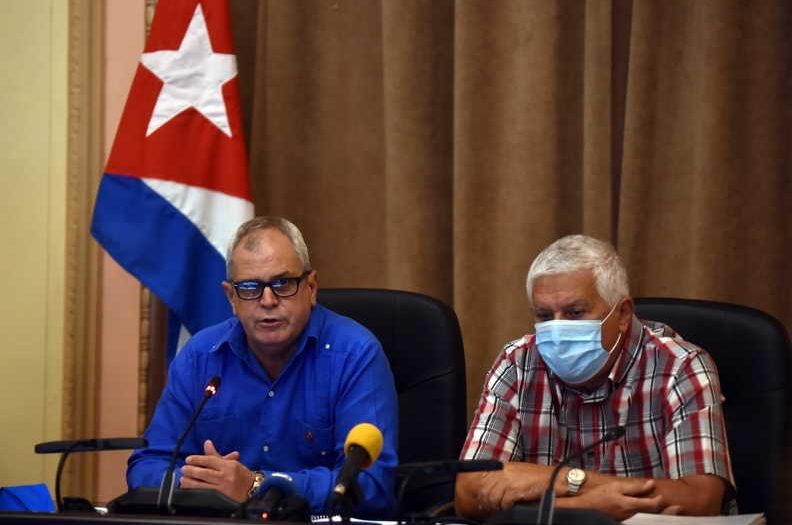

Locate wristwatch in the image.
[566,467,586,495]
[248,471,265,498]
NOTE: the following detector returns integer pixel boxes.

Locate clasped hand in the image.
[179,439,254,502]
[472,463,682,521]
[557,479,682,521]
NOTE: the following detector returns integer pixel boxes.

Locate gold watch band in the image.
[248,471,265,498]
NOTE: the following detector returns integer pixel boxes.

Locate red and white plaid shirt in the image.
[461,316,734,491]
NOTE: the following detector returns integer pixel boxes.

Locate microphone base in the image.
[243,495,311,522]
[108,487,239,518]
[484,504,620,525]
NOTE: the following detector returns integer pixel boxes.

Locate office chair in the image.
[317,288,467,515]
[634,297,791,516]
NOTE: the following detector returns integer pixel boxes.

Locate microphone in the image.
[396,459,503,515]
[327,422,384,515]
[397,459,502,476]
[242,472,295,521]
[536,426,626,525]
[34,437,147,512]
[35,437,147,454]
[156,376,221,512]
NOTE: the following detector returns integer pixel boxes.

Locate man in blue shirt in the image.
[127,217,399,517]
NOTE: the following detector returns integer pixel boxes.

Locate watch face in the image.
[568,468,586,483]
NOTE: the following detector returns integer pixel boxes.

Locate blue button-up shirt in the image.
[127,305,399,516]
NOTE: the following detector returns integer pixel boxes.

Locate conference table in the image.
[1,512,292,525]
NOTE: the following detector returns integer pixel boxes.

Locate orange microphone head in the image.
[343,423,383,468]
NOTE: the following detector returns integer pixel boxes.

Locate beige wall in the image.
[0,1,68,487]
[0,0,145,503]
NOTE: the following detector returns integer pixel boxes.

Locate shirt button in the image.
[325,343,331,350]
[267,390,275,398]
[262,445,270,452]
[321,450,327,456]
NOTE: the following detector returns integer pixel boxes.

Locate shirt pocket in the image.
[297,420,335,468]
[194,414,240,456]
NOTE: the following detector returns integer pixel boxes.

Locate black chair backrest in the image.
[317,288,467,511]
[634,297,791,515]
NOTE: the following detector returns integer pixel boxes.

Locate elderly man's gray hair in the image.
[226,216,312,279]
[525,234,629,306]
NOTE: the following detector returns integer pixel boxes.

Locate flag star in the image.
[141,4,237,137]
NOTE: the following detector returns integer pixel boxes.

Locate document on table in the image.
[623,513,765,525]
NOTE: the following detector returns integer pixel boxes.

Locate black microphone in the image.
[396,459,503,514]
[242,472,295,521]
[35,437,147,454]
[327,423,384,516]
[536,426,626,525]
[397,459,502,476]
[34,437,148,512]
[156,376,221,512]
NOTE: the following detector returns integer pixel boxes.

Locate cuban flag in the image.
[92,0,253,357]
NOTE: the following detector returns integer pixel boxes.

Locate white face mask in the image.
[534,301,623,384]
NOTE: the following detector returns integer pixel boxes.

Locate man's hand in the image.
[557,479,667,521]
[179,440,254,502]
[457,462,555,517]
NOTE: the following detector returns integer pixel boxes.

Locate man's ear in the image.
[221,281,237,315]
[618,297,635,331]
[306,270,318,306]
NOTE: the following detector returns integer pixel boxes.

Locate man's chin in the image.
[248,331,296,356]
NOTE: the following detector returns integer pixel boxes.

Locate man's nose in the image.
[258,286,279,307]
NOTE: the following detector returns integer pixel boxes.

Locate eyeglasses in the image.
[230,271,310,300]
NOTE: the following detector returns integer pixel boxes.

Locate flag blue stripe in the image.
[91,173,232,334]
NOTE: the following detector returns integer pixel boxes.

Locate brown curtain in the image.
[231,0,790,406]
[229,1,791,515]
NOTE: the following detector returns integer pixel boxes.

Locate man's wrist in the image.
[248,471,265,498]
[566,467,587,495]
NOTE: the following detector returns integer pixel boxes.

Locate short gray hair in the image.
[226,216,312,279]
[525,235,629,306]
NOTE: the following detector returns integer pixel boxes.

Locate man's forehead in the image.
[531,269,600,306]
[235,230,297,258]
[239,228,285,250]
[229,230,303,275]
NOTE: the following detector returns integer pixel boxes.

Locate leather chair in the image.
[317,288,467,514]
[634,297,791,516]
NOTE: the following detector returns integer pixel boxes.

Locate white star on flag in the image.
[141,4,237,137]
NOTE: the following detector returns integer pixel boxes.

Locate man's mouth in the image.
[256,317,285,327]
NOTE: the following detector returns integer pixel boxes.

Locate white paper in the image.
[623,512,765,525]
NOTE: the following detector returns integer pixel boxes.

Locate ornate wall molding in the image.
[65,0,103,499]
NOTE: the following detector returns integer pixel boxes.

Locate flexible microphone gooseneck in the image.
[156,376,221,513]
[536,427,625,525]
[326,423,384,517]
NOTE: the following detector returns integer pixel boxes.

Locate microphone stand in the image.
[54,442,81,513]
[156,377,220,513]
[34,437,147,513]
[535,427,625,525]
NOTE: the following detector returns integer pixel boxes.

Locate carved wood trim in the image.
[141,291,168,433]
[65,0,103,500]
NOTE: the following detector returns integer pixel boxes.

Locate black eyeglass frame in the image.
[229,270,311,300]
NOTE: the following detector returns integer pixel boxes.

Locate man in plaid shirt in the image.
[456,235,734,521]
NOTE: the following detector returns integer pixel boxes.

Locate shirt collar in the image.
[211,305,326,360]
[607,315,644,387]
[291,304,324,356]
